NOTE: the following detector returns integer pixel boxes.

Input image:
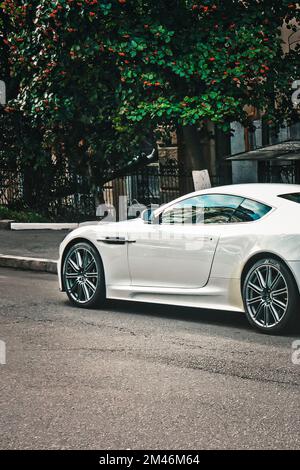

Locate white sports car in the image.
[58,183,300,333]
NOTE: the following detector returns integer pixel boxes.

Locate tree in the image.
[1,0,158,200]
[1,1,299,208]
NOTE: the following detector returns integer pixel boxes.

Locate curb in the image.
[0,254,57,274]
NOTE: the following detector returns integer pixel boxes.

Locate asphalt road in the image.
[1,267,300,450]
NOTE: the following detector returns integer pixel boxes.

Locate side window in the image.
[160,194,244,225]
[202,194,244,224]
[160,196,204,224]
[230,198,272,222]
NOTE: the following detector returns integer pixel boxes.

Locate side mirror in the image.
[141,208,154,224]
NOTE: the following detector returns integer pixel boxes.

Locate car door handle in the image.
[97,237,136,245]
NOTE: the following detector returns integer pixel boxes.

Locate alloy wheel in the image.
[64,246,99,304]
[245,263,289,329]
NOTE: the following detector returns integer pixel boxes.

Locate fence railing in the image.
[0,160,231,221]
[0,169,23,207]
[258,161,300,184]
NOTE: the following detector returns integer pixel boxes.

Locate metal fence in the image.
[103,160,231,209]
[0,169,23,206]
[0,168,96,221]
[258,161,300,184]
[103,162,194,208]
[0,160,231,221]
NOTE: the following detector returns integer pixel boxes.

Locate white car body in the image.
[58,184,300,313]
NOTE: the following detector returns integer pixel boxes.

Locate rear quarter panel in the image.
[210,206,300,281]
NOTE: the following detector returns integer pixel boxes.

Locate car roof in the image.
[153,183,300,214]
[200,183,300,200]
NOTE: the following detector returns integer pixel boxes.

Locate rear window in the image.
[230,198,272,222]
[279,193,300,204]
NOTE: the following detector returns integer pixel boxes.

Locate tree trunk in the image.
[177,123,214,172]
[86,161,105,219]
[214,127,232,185]
[177,122,215,193]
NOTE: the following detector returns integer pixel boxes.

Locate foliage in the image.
[0,204,47,222]
[0,0,299,186]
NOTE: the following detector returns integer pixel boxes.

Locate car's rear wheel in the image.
[63,242,105,308]
[243,258,298,333]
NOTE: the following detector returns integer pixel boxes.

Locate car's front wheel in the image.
[243,258,298,333]
[63,242,105,308]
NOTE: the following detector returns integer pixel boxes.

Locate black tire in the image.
[63,242,106,308]
[242,257,299,334]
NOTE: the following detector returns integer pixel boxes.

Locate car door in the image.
[127,193,244,289]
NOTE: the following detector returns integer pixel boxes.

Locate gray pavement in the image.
[0,230,68,260]
[1,267,300,449]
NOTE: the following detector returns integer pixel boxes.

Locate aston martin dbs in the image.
[58,183,300,333]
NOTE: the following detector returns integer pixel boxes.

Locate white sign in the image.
[192,170,211,191]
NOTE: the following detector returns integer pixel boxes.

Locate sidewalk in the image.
[0,230,70,274]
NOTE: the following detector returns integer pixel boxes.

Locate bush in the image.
[0,205,48,223]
